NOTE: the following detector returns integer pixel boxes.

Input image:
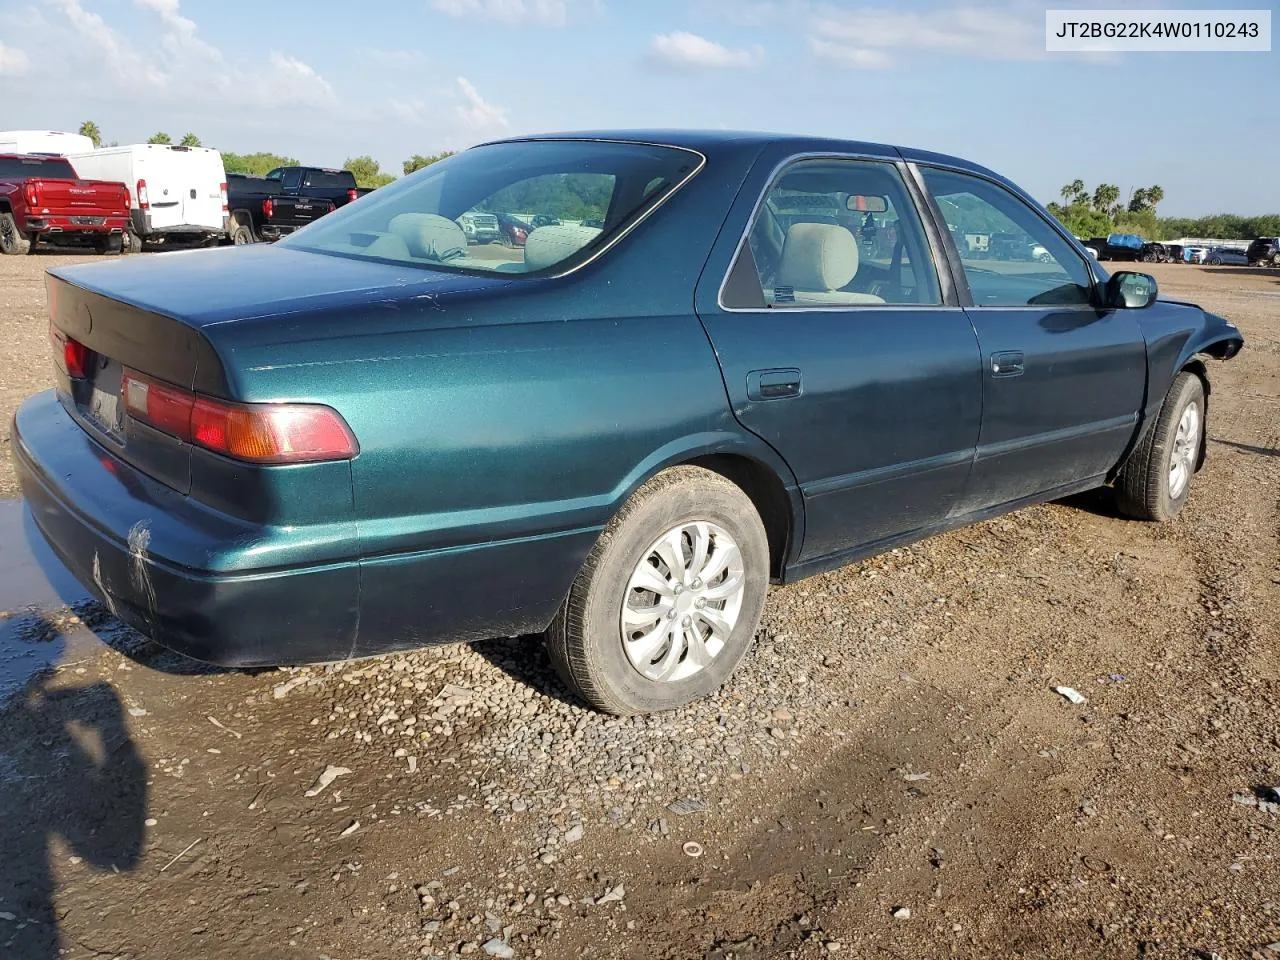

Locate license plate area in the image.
[80,358,125,440]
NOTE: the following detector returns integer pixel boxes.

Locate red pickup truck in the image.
[0,154,131,255]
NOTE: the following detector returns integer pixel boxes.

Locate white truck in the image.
[66,143,228,251]
[0,130,96,155]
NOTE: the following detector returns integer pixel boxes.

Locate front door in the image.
[696,154,982,566]
[914,165,1147,514]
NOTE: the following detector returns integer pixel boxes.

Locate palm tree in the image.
[1092,183,1120,214]
[78,120,103,148]
[179,133,201,147]
[147,132,172,145]
[1145,185,1164,209]
[1060,179,1086,204]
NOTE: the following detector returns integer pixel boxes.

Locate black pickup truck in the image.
[225,173,333,244]
[264,166,373,209]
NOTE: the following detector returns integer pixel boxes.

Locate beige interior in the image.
[523,224,603,271]
[769,222,885,305]
[388,213,468,260]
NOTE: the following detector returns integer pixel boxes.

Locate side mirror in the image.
[1106,271,1158,309]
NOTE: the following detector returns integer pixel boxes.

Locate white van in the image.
[66,143,228,250]
[0,130,96,155]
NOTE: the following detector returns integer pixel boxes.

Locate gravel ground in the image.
[0,251,1277,960]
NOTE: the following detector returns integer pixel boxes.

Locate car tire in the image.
[0,212,31,255]
[125,231,144,254]
[231,222,255,245]
[1114,372,1205,522]
[95,234,124,255]
[546,465,770,715]
[1272,253,1280,268]
[1208,256,1222,265]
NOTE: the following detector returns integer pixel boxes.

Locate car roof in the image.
[479,129,1006,182]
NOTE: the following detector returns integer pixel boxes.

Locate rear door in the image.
[695,148,982,567]
[912,163,1146,513]
[181,148,227,230]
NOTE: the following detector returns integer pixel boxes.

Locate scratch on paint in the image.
[91,551,119,618]
[127,520,158,618]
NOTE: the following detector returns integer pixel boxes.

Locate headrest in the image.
[363,232,411,260]
[388,213,467,261]
[524,224,603,272]
[776,223,860,292]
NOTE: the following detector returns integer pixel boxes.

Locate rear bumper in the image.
[132,209,229,238]
[12,391,595,667]
[13,391,360,666]
[256,223,298,241]
[25,214,128,237]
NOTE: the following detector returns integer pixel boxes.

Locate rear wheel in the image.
[0,212,31,255]
[1115,372,1205,521]
[231,222,255,245]
[125,231,145,254]
[1272,253,1280,268]
[95,234,124,255]
[546,466,770,715]
[1208,256,1222,265]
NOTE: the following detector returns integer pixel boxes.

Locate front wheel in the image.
[546,466,770,715]
[1115,372,1205,521]
[0,212,31,255]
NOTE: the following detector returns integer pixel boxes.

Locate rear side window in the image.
[302,169,356,189]
[282,140,702,276]
[0,157,76,179]
[921,167,1093,308]
[723,158,942,308]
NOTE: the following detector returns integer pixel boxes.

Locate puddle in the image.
[0,499,105,700]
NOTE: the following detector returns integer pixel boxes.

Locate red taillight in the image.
[136,179,149,209]
[50,324,88,379]
[24,180,41,208]
[262,198,274,219]
[122,186,131,209]
[346,188,358,203]
[122,369,358,464]
[219,181,228,213]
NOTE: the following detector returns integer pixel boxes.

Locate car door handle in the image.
[990,351,1025,378]
[747,368,802,401]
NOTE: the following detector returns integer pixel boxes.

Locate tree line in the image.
[77,121,455,188]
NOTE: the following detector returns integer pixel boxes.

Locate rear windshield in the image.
[303,170,356,189]
[0,156,77,179]
[281,140,702,276]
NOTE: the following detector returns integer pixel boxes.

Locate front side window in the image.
[921,167,1094,307]
[724,158,942,309]
[281,140,701,276]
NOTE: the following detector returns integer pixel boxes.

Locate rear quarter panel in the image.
[201,143,783,648]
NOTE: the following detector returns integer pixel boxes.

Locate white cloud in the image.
[809,3,1046,67]
[808,39,891,69]
[428,0,596,26]
[0,42,29,75]
[649,31,764,69]
[454,77,509,132]
[355,47,424,66]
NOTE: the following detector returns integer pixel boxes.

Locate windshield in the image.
[281,140,703,276]
[0,156,77,179]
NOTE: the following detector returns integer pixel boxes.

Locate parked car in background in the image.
[0,153,130,255]
[495,211,530,246]
[265,166,371,209]
[1184,245,1208,264]
[1166,244,1185,264]
[1141,242,1172,263]
[458,210,501,243]
[1205,246,1249,266]
[15,131,1243,716]
[68,143,228,251]
[0,130,97,156]
[1246,236,1280,267]
[225,173,334,244]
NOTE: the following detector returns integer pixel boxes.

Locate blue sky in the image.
[0,0,1275,215]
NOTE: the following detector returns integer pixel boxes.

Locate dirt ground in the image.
[0,250,1277,960]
